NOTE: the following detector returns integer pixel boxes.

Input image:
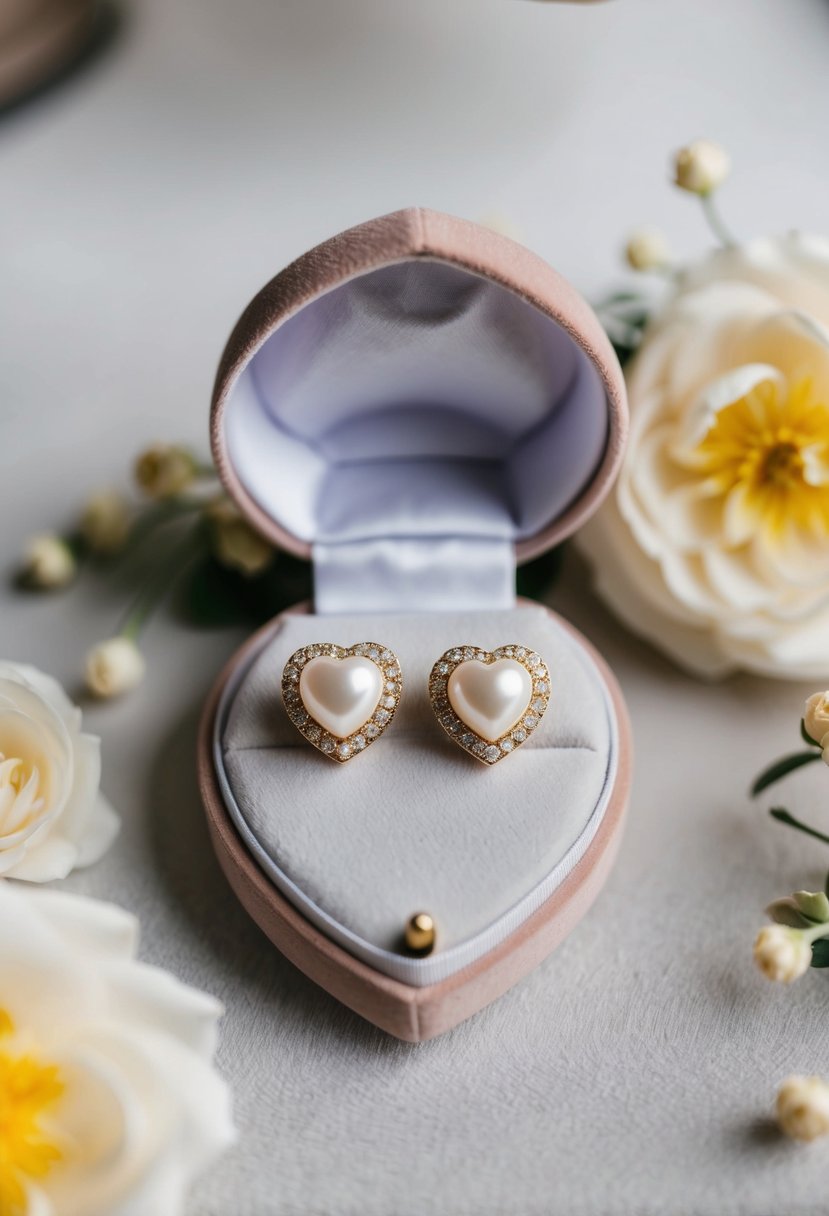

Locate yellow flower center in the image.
[0,1012,64,1216]
[691,376,829,540]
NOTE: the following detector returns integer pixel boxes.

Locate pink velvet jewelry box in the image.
[198,207,632,1043]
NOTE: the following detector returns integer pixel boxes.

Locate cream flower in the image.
[0,883,235,1214]
[804,691,829,748]
[625,228,671,272]
[134,444,196,500]
[581,232,829,679]
[80,491,131,555]
[753,924,812,983]
[776,1075,829,1141]
[0,663,118,881]
[674,139,731,195]
[207,498,274,577]
[84,639,145,699]
[21,536,75,590]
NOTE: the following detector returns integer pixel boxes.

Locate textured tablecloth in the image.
[4,1,829,1212]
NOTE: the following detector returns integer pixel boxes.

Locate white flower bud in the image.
[21,534,76,589]
[85,637,146,699]
[625,228,671,272]
[206,498,273,577]
[777,1075,829,1141]
[753,924,812,983]
[135,444,197,500]
[80,490,132,555]
[674,139,731,195]
[804,691,829,750]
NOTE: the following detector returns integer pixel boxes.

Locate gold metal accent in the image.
[427,644,550,765]
[405,912,436,954]
[281,642,402,763]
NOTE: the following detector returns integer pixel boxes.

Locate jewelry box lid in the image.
[210,208,627,586]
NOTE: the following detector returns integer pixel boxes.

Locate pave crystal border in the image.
[281,642,402,763]
[428,644,550,765]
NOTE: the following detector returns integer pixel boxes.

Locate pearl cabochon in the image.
[447,659,532,741]
[299,656,384,740]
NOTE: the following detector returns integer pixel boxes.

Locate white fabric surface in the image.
[5,1,829,1212]
[216,605,616,983]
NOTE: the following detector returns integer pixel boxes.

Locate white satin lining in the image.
[212,614,619,988]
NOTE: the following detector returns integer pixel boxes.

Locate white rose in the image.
[753,924,812,983]
[625,228,671,272]
[804,691,829,747]
[85,638,146,699]
[0,883,235,1214]
[134,444,196,499]
[21,535,75,590]
[0,662,118,881]
[581,232,829,679]
[80,491,132,555]
[777,1075,829,1141]
[674,139,731,195]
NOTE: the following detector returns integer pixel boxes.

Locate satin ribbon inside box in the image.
[199,208,632,1042]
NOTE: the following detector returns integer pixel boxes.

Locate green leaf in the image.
[750,751,822,796]
[769,808,829,847]
[811,938,829,968]
[176,552,313,630]
[793,891,829,923]
[766,898,813,929]
[802,718,822,747]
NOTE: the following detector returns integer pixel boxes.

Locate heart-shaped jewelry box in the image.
[199,208,631,1042]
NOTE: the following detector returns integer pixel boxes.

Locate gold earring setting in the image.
[282,642,402,762]
[429,644,550,765]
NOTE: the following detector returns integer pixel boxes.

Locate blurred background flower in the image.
[0,883,235,1215]
[0,662,118,880]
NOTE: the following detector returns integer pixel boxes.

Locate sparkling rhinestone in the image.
[500,739,514,752]
[441,712,455,726]
[386,666,400,679]
[532,699,546,713]
[464,647,475,659]
[295,654,306,667]
[528,653,541,667]
[382,696,395,709]
[354,734,366,750]
[504,647,514,656]
[385,681,397,693]
[381,649,394,662]
[368,648,380,660]
[355,644,367,655]
[321,738,334,753]
[536,667,548,680]
[290,708,307,723]
[513,729,527,742]
[285,666,298,681]
[437,662,450,675]
[306,725,321,741]
[450,650,462,661]
[461,733,474,746]
[516,647,526,658]
[535,681,549,694]
[375,709,390,725]
[366,723,380,738]
[474,741,486,755]
[524,714,538,729]
[485,746,500,762]
[337,742,352,758]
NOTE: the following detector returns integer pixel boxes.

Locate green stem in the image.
[119,522,208,641]
[125,497,203,555]
[770,807,829,848]
[802,921,829,945]
[700,192,737,248]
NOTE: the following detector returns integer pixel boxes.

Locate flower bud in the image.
[80,490,132,555]
[85,637,146,699]
[753,924,812,983]
[134,444,197,500]
[777,1075,829,1141]
[674,139,731,195]
[21,534,76,589]
[625,228,671,272]
[804,691,829,748]
[206,498,274,577]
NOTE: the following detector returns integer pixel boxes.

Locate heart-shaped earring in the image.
[282,642,402,763]
[428,645,549,765]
